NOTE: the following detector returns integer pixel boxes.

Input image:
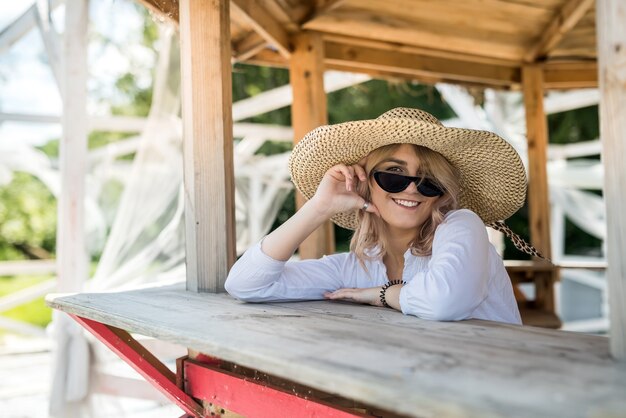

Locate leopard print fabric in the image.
[487,220,552,263]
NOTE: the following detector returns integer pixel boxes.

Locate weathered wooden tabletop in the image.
[46,283,626,418]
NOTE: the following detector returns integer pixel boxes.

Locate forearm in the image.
[261,199,331,261]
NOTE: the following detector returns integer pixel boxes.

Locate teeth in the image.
[393,199,419,207]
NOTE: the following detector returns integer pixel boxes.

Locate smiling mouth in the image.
[392,198,420,208]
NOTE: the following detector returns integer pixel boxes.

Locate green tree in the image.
[0,173,56,260]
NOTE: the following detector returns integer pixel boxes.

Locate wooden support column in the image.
[522,66,558,317]
[596,0,626,360]
[180,0,235,293]
[290,31,335,259]
[57,0,88,293]
[522,65,552,261]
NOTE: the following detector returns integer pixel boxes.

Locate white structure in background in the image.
[0,0,609,416]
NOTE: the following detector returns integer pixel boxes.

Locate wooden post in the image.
[522,65,558,318]
[522,65,552,261]
[289,31,335,259]
[179,0,235,293]
[57,0,88,293]
[596,0,626,360]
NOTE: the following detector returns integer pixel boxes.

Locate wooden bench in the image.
[47,284,626,418]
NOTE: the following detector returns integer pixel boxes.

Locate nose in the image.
[403,179,419,194]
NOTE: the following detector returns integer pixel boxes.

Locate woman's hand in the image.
[309,164,380,218]
[324,287,383,307]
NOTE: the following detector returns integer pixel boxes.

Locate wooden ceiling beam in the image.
[324,42,520,88]
[231,0,291,58]
[524,0,594,62]
[542,61,597,89]
[233,32,268,62]
[137,0,179,24]
[303,10,527,61]
[322,33,521,68]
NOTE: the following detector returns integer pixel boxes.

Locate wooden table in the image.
[47,283,626,418]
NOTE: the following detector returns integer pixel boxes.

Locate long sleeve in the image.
[399,209,490,321]
[225,241,350,302]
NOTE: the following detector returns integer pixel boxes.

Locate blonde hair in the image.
[350,144,461,265]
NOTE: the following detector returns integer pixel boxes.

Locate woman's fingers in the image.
[324,287,381,306]
[352,164,367,182]
[324,289,356,301]
[331,165,354,191]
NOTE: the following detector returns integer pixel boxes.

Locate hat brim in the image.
[289,117,527,230]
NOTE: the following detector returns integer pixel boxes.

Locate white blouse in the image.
[225,209,522,325]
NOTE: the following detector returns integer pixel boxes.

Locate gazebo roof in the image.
[140,0,597,89]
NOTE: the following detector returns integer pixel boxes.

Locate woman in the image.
[226,108,536,325]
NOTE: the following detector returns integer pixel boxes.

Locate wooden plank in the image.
[46,285,626,418]
[543,61,597,89]
[185,361,366,418]
[72,315,204,417]
[522,65,552,260]
[325,41,520,88]
[179,0,236,293]
[330,0,552,37]
[322,33,522,67]
[57,0,89,294]
[231,0,291,59]
[303,8,529,61]
[232,32,268,61]
[289,31,335,259]
[524,0,595,62]
[259,0,302,31]
[596,0,626,361]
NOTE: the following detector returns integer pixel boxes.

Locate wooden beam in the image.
[231,0,291,59]
[261,0,300,31]
[137,0,179,24]
[324,41,520,88]
[322,33,522,68]
[180,0,236,293]
[233,32,268,62]
[303,9,528,62]
[522,65,552,261]
[289,32,335,259]
[0,0,63,54]
[308,0,348,21]
[524,0,594,62]
[543,61,597,89]
[596,0,626,361]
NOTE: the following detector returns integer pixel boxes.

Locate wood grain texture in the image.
[179,0,236,293]
[543,61,598,89]
[231,0,292,58]
[289,31,335,259]
[57,0,89,293]
[325,41,520,87]
[47,284,626,418]
[524,0,594,61]
[596,0,626,361]
[303,7,530,61]
[522,65,552,260]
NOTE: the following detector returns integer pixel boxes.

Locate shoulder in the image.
[435,209,487,240]
[442,209,485,229]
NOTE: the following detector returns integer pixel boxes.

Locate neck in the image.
[385,227,413,262]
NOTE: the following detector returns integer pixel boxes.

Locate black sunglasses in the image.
[373,171,444,197]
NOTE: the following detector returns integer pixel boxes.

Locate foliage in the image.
[0,173,57,260]
[0,275,53,331]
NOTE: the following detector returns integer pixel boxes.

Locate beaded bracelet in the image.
[380,280,406,308]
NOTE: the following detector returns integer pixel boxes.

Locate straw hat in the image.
[289,107,527,230]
